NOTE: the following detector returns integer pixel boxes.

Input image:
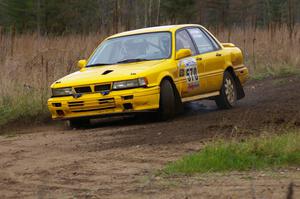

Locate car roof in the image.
[107,24,201,39]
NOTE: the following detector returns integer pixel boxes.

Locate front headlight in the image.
[52,87,73,97]
[112,78,148,90]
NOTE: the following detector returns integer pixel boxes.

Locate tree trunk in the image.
[288,0,295,40]
[144,0,148,27]
[36,0,41,36]
[148,0,152,26]
[113,0,119,33]
[156,0,161,25]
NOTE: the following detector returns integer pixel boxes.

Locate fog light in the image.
[123,103,133,110]
[56,110,64,116]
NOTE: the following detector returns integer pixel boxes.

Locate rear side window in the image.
[187,28,216,54]
[176,30,197,55]
[200,28,221,50]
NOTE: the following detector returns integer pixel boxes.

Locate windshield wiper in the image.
[87,59,150,67]
[86,63,114,67]
[117,58,150,64]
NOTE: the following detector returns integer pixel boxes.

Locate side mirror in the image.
[176,49,192,60]
[77,59,87,69]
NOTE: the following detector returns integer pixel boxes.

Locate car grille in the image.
[68,98,115,112]
[95,84,111,92]
[68,101,84,107]
[74,84,111,94]
[74,86,92,94]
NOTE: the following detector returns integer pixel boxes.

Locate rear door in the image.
[187,28,225,93]
[175,29,205,97]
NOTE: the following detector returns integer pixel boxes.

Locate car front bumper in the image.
[47,86,160,120]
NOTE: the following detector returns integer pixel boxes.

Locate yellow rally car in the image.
[48,24,249,128]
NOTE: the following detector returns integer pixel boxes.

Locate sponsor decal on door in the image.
[179,57,200,90]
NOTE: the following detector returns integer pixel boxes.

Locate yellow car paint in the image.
[48,24,248,120]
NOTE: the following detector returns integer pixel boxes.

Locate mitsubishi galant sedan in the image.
[48,24,249,128]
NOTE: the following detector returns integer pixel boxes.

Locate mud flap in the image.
[172,83,184,114]
[233,74,245,100]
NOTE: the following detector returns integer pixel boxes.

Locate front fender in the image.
[156,71,176,86]
[145,62,177,87]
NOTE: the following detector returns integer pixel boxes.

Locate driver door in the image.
[176,29,206,97]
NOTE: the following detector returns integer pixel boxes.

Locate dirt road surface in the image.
[1,76,300,199]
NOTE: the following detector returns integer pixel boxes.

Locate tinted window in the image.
[176,30,196,55]
[187,28,215,54]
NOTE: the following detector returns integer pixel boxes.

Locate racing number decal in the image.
[186,67,198,82]
[179,57,200,90]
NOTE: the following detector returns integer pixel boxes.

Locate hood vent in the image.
[102,70,113,75]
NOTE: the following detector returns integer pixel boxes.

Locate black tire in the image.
[215,71,237,109]
[158,80,176,120]
[68,118,90,129]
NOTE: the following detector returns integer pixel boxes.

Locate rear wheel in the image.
[158,80,176,120]
[68,118,90,129]
[215,71,237,109]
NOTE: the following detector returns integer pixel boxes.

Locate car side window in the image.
[176,30,197,55]
[200,28,221,50]
[187,28,216,54]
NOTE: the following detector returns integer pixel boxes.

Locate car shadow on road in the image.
[79,100,219,130]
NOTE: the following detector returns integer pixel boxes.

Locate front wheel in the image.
[158,80,176,121]
[215,71,237,109]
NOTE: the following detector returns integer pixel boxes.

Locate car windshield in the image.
[87,32,172,67]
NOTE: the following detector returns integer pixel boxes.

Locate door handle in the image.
[216,53,222,57]
[196,57,202,61]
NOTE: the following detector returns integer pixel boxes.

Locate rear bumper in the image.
[235,65,249,85]
[47,86,160,120]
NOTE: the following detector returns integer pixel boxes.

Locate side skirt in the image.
[182,91,220,103]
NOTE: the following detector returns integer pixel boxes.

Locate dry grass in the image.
[0,33,104,125]
[214,25,300,76]
[0,26,299,126]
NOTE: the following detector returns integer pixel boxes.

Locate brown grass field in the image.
[0,26,299,125]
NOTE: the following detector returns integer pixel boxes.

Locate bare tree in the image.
[156,0,161,25]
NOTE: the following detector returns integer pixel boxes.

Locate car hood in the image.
[52,60,166,88]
